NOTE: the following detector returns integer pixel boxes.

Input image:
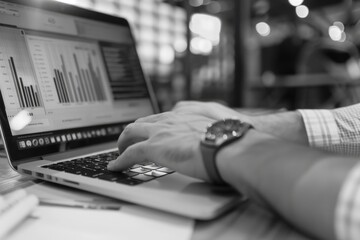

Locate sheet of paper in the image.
[11,182,194,240]
[24,182,128,209]
[6,205,194,240]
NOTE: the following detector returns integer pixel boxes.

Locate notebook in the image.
[0,0,242,219]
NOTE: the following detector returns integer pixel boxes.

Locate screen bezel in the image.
[0,0,159,163]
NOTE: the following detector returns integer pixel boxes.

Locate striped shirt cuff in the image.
[335,161,360,240]
[298,110,341,148]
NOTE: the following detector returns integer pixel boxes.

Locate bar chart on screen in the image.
[26,35,111,108]
[0,27,43,110]
[8,57,42,108]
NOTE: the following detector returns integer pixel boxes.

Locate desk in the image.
[0,157,311,240]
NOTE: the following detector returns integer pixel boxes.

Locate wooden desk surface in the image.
[0,157,312,240]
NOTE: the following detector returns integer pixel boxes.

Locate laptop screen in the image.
[0,0,157,161]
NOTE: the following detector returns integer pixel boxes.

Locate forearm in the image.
[249,111,309,145]
[217,130,358,240]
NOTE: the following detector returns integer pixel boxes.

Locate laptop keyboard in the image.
[41,151,174,186]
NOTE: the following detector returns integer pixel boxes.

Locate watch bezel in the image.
[201,119,251,147]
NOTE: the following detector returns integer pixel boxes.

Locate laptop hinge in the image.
[11,157,43,170]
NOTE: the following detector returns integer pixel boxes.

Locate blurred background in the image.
[55,0,360,111]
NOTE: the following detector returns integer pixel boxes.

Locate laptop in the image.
[0,0,242,219]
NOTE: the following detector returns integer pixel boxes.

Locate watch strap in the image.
[200,143,225,184]
[200,122,252,185]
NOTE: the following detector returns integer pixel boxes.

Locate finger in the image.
[172,101,200,111]
[173,107,205,117]
[118,122,152,154]
[108,141,150,171]
[135,112,174,124]
[174,105,220,120]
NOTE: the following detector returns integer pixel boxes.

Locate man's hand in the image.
[173,101,250,122]
[173,101,308,145]
[107,112,213,181]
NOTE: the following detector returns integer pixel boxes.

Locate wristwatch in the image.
[200,119,252,184]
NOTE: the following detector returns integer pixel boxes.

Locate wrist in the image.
[250,111,308,145]
[216,129,273,191]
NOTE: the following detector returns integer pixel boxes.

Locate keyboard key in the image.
[130,167,150,174]
[79,170,99,177]
[98,173,128,182]
[122,170,138,177]
[116,178,142,186]
[130,164,143,169]
[132,174,155,182]
[142,164,162,170]
[48,165,65,171]
[145,170,167,178]
[157,167,174,174]
[63,168,82,175]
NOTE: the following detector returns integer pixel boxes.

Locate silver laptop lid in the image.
[0,0,158,166]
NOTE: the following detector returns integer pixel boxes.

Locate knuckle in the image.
[122,123,135,136]
[173,102,181,109]
[157,112,176,124]
[117,123,135,147]
[164,111,176,118]
[155,130,171,139]
[151,112,171,122]
[174,101,186,108]
[125,144,136,155]
[126,143,146,159]
[155,112,168,119]
[135,116,147,123]
[135,113,163,123]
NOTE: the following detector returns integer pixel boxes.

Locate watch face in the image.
[203,119,247,146]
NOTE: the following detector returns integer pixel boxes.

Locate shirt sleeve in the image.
[298,103,360,157]
[299,105,360,240]
[335,161,360,240]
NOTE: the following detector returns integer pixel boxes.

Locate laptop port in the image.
[36,173,44,178]
[63,179,79,185]
[22,169,32,175]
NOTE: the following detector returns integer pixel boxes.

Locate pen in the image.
[40,199,122,211]
[0,190,39,239]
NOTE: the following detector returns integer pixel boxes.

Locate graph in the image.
[0,27,43,109]
[53,54,106,104]
[8,57,42,108]
[26,35,110,107]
